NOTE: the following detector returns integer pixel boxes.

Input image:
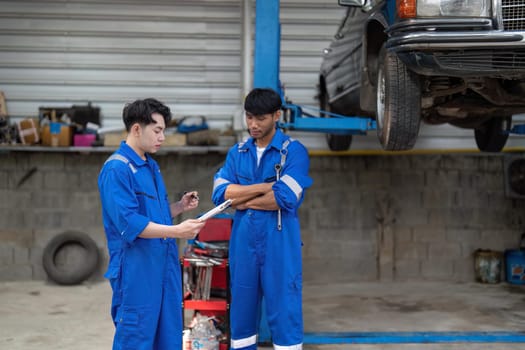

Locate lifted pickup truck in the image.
[319,0,525,151]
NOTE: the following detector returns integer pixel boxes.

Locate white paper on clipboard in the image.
[198,199,232,221]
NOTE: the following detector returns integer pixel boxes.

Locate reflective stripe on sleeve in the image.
[213,177,230,191]
[104,154,128,165]
[104,154,137,174]
[231,334,257,349]
[281,174,302,200]
[274,343,302,350]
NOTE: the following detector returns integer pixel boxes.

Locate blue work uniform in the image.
[212,129,312,350]
[98,141,182,350]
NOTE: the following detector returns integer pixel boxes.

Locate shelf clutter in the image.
[1,101,102,147]
[0,92,236,149]
[181,215,232,350]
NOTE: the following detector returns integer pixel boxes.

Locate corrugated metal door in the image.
[0,0,343,131]
[0,0,244,130]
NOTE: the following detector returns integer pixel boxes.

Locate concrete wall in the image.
[1,150,524,284]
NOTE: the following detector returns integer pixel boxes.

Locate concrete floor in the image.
[0,280,524,350]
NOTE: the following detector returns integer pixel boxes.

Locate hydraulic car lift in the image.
[252,0,525,346]
[252,0,525,152]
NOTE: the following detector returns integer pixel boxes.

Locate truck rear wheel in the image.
[474,117,510,152]
[376,45,421,150]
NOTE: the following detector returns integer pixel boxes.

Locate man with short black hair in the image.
[98,98,205,349]
[212,88,313,350]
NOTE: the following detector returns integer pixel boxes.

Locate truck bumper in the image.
[386,18,525,77]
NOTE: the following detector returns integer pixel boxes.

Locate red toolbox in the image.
[181,215,232,349]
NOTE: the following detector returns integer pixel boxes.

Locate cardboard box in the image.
[41,124,73,146]
[103,131,127,147]
[186,129,220,146]
[0,91,7,118]
[103,131,186,147]
[164,133,186,146]
[16,118,40,145]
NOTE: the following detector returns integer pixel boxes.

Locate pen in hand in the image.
[184,191,199,201]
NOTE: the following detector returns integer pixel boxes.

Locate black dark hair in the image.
[122,98,172,132]
[244,88,282,116]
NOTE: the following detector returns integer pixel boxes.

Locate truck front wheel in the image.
[376,45,421,150]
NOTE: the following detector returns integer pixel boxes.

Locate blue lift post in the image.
[250,0,525,346]
[251,0,277,345]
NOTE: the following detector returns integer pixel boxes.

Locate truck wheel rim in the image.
[377,68,385,131]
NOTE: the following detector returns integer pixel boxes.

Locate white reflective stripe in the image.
[274,343,302,350]
[281,174,302,200]
[105,154,137,174]
[231,334,257,349]
[213,177,230,191]
[237,140,247,149]
[128,163,137,174]
[105,154,128,165]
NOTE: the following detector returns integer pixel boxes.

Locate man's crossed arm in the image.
[225,183,279,211]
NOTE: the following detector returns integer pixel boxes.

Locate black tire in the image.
[474,117,511,152]
[319,88,352,151]
[326,134,352,151]
[43,231,99,285]
[506,158,525,196]
[376,45,421,150]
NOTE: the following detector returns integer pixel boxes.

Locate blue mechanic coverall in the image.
[212,129,313,350]
[98,141,183,350]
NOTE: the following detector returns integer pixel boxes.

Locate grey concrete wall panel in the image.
[1,151,524,283]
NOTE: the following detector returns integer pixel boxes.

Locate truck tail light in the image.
[397,0,416,18]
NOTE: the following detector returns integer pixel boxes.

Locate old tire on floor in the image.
[376,45,421,150]
[43,231,99,285]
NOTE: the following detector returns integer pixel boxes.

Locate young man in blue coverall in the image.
[98,98,206,350]
[212,88,313,350]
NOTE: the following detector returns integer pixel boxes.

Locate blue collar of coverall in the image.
[239,127,288,152]
[118,140,152,168]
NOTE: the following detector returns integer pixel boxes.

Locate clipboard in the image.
[198,199,232,221]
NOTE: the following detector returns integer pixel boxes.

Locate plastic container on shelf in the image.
[505,233,525,285]
[505,249,525,285]
[191,336,219,350]
[474,249,502,284]
[190,314,220,350]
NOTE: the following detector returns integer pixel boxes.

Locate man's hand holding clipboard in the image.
[197,199,233,221]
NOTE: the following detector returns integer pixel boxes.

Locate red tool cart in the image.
[181,215,232,350]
